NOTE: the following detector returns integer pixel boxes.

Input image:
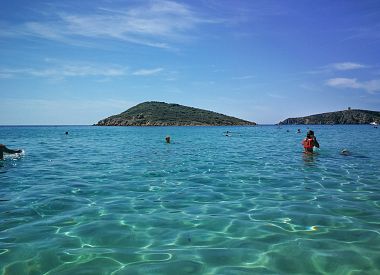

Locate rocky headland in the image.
[95,101,256,126]
[279,109,380,125]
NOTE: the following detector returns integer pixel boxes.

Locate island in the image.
[279,109,380,125]
[95,101,256,126]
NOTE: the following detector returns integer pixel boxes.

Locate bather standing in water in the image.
[302,130,319,154]
[0,144,22,160]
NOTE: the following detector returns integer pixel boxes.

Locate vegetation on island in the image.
[96,101,256,126]
[279,109,380,125]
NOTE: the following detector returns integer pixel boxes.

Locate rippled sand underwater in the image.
[0,125,379,274]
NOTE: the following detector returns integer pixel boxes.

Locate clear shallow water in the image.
[0,125,379,274]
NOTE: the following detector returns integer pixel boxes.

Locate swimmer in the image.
[0,144,22,160]
[302,130,319,154]
[165,136,171,144]
[297,129,301,133]
[65,131,69,135]
[340,149,350,156]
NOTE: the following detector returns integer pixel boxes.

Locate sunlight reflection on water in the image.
[0,125,379,274]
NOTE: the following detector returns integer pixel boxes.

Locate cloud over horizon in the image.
[326,77,380,93]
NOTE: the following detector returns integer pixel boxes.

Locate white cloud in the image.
[328,62,368,71]
[307,62,369,74]
[0,62,127,79]
[132,68,163,76]
[326,77,380,93]
[364,79,380,92]
[0,61,169,79]
[326,78,361,88]
[267,93,286,99]
[60,65,125,77]
[1,0,215,49]
[25,22,65,40]
[232,75,255,80]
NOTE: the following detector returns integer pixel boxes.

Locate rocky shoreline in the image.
[279,109,380,125]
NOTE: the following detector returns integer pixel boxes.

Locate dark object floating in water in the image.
[95,101,256,126]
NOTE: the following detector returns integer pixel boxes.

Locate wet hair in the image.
[307,130,314,136]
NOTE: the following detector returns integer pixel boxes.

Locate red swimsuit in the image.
[303,138,314,152]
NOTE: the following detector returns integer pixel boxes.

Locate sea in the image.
[0,125,379,274]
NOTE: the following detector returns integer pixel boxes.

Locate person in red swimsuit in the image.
[302,130,319,153]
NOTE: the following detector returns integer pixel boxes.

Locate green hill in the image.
[96,101,256,126]
[279,109,380,125]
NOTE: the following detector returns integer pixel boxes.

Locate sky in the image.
[1,0,380,125]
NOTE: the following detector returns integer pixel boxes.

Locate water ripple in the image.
[0,125,379,274]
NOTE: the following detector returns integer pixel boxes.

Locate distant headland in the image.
[95,101,256,126]
[279,109,380,125]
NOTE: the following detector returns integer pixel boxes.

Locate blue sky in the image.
[1,0,380,125]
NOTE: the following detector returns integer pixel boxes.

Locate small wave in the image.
[3,150,25,160]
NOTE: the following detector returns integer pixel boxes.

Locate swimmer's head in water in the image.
[165,136,171,143]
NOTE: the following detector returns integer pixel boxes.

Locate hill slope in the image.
[96,101,256,126]
[279,109,380,125]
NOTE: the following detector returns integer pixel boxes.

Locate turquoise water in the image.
[1,125,379,274]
